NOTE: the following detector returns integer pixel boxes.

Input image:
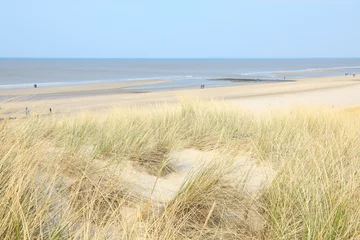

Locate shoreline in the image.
[1,78,286,102]
[1,64,359,91]
[0,80,170,96]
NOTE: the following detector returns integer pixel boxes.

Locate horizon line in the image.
[1,57,360,60]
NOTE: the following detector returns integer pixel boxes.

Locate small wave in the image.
[239,66,360,77]
[239,71,274,76]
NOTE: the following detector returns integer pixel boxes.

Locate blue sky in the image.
[0,0,359,58]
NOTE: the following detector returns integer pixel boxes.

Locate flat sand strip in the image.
[2,75,360,116]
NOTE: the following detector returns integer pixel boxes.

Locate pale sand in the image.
[116,148,273,229]
[2,74,360,116]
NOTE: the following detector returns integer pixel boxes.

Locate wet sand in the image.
[2,75,360,116]
[0,80,170,96]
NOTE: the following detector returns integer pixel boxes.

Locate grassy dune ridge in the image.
[1,99,360,239]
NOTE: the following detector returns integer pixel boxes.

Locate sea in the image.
[1,58,360,90]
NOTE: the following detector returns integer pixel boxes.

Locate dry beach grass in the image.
[1,99,360,239]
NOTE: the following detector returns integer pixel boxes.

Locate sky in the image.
[0,0,359,58]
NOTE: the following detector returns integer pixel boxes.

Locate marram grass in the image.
[1,100,360,239]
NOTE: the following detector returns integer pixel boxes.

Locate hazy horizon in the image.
[2,57,360,60]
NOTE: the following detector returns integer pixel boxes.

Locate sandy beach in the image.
[2,74,360,116]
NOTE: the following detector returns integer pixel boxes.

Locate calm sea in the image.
[1,58,360,89]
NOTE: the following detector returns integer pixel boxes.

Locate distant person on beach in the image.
[26,107,30,116]
[34,84,37,88]
[50,108,52,114]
